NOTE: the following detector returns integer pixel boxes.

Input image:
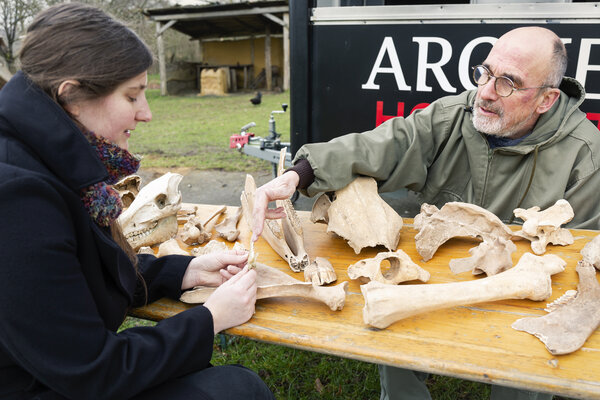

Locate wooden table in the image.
[129,204,600,399]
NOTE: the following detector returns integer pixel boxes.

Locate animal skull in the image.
[118,172,183,250]
[113,174,141,208]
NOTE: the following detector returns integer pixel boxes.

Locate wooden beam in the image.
[283,13,289,91]
[149,6,288,22]
[263,12,286,27]
[265,25,271,91]
[156,19,176,36]
[156,22,167,96]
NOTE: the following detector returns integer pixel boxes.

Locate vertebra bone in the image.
[361,253,565,329]
[513,199,574,255]
[348,250,430,285]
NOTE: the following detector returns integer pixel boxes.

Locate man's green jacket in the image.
[295,77,600,229]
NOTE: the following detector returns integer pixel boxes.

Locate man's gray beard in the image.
[472,107,513,138]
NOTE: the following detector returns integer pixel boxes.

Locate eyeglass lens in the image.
[472,66,514,97]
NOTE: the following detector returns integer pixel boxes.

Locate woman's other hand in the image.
[252,171,299,241]
[203,266,258,334]
[181,250,248,290]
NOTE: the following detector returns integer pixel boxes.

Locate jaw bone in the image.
[310,177,403,254]
[414,202,516,275]
[241,173,309,272]
[181,261,348,311]
[512,234,600,355]
[361,253,566,329]
[347,250,430,285]
[513,199,574,255]
[118,172,183,250]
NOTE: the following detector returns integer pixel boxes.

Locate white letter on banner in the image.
[413,37,456,93]
[458,36,496,90]
[575,39,600,100]
[361,37,411,91]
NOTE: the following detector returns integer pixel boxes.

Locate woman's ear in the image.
[57,80,81,116]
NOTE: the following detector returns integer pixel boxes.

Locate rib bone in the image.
[180,262,348,311]
[348,250,430,285]
[361,253,565,329]
[512,235,600,355]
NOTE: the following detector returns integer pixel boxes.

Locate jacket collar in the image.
[0,71,108,190]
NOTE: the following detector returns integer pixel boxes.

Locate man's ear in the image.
[536,88,561,114]
[57,80,81,116]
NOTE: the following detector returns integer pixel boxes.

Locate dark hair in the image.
[546,36,568,88]
[19,2,153,106]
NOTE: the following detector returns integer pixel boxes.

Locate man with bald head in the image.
[252,27,600,399]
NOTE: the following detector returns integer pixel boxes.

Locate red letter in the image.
[376,101,405,127]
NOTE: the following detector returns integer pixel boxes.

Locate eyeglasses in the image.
[471,65,551,98]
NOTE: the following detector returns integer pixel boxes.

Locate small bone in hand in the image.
[304,257,337,285]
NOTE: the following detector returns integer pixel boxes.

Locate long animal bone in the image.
[513,199,574,255]
[181,262,348,311]
[241,174,309,272]
[215,207,242,242]
[304,257,337,286]
[118,172,182,250]
[361,253,565,329]
[348,250,430,285]
[414,202,516,275]
[310,177,403,254]
[512,234,600,355]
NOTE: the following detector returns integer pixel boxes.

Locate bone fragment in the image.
[313,177,403,254]
[215,207,242,241]
[513,199,574,255]
[414,202,516,275]
[310,193,332,224]
[581,233,600,270]
[512,260,600,355]
[137,246,154,255]
[157,238,190,257]
[512,235,600,354]
[241,174,309,272]
[361,253,565,329]
[177,204,198,223]
[191,239,229,257]
[181,262,348,311]
[113,174,141,208]
[118,173,183,250]
[348,250,430,285]
[179,206,227,245]
[304,257,337,285]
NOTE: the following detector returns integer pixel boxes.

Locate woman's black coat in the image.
[0,72,215,399]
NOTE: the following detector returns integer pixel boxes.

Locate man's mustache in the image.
[474,99,503,117]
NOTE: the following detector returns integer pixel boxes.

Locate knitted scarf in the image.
[80,131,140,227]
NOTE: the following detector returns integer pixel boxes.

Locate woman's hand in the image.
[252,171,299,241]
[181,250,248,290]
[204,266,258,334]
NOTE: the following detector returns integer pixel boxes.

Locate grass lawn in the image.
[122,89,576,399]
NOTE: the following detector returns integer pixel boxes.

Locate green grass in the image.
[129,89,290,171]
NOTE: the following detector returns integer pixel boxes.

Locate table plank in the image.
[129,204,600,399]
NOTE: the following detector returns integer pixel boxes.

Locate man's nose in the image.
[479,77,499,101]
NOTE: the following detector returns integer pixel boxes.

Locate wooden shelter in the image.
[143,1,289,96]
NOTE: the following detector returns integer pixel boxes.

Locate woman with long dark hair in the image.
[0,3,273,399]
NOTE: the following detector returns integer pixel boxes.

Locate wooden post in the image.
[283,13,290,91]
[265,25,272,91]
[156,22,167,96]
